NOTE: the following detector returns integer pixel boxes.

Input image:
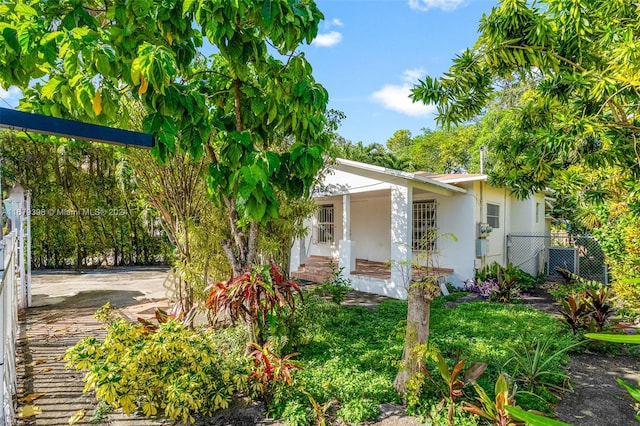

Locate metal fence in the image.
[0,231,18,425]
[507,233,608,284]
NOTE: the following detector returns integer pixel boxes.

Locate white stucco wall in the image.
[351,193,391,262]
[293,165,549,295]
[413,191,476,287]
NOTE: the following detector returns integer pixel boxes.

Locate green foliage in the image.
[0,0,333,278]
[470,262,536,302]
[336,399,381,425]
[505,338,580,402]
[419,349,487,404]
[462,373,522,426]
[65,306,251,424]
[316,261,352,304]
[386,127,480,174]
[281,400,312,426]
[505,406,572,426]
[330,140,409,170]
[553,280,616,334]
[0,133,171,268]
[412,0,640,199]
[249,341,302,405]
[424,401,479,426]
[279,293,578,422]
[408,349,487,424]
[593,210,640,316]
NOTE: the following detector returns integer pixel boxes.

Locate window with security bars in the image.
[412,200,437,251]
[487,203,500,229]
[316,205,334,244]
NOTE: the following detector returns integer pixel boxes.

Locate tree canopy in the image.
[412,0,640,197]
[0,0,332,274]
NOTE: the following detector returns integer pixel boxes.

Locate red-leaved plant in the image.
[249,341,302,403]
[206,260,302,344]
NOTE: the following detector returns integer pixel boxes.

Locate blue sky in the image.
[0,0,498,146]
[303,0,498,145]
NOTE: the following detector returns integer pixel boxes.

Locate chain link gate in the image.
[506,233,608,284]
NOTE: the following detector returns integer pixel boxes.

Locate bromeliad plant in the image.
[505,338,580,402]
[207,261,302,344]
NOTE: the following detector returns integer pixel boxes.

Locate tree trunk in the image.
[393,285,433,399]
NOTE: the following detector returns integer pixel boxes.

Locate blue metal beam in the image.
[0,107,153,149]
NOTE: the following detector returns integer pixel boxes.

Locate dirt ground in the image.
[20,269,640,425]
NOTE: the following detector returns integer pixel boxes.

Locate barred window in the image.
[412,200,437,251]
[487,203,500,229]
[317,205,334,244]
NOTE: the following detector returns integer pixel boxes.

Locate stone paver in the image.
[16,267,170,425]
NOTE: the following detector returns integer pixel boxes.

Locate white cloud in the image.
[312,31,342,47]
[370,68,435,117]
[0,86,21,100]
[325,18,343,28]
[409,0,467,11]
[401,68,425,84]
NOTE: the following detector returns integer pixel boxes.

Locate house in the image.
[290,159,549,299]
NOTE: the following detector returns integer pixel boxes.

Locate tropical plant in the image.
[557,293,591,335]
[206,261,302,344]
[424,401,479,426]
[412,0,640,198]
[463,373,523,426]
[584,286,615,331]
[249,341,302,405]
[505,338,580,401]
[65,306,251,424]
[423,350,488,403]
[301,390,332,426]
[419,350,487,425]
[504,406,573,426]
[469,263,524,302]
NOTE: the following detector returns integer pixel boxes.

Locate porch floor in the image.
[291,255,453,284]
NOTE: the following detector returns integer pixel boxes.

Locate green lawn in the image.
[272,293,580,424]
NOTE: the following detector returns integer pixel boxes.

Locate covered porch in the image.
[291,255,453,284]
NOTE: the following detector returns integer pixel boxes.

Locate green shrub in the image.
[337,399,381,424]
[65,305,251,424]
[316,261,352,304]
[424,401,478,426]
[281,400,312,426]
[593,210,640,316]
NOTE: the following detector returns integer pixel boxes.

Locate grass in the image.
[274,292,580,424]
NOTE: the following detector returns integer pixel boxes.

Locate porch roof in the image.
[334,158,467,196]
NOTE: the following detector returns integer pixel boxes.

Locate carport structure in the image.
[0,107,154,424]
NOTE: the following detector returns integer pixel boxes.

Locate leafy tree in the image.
[0,0,331,277]
[411,0,640,311]
[393,127,479,174]
[412,0,640,198]
[331,139,410,170]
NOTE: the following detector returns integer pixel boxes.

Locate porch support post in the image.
[289,238,303,274]
[391,185,412,296]
[339,194,355,275]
